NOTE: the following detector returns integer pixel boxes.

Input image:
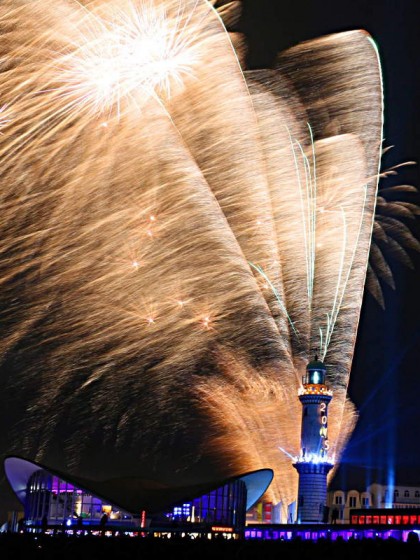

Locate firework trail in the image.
[367,160,420,308]
[0,0,388,514]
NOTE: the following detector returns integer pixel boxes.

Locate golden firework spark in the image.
[0,0,402,515]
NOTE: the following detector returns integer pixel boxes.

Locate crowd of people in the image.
[0,530,419,560]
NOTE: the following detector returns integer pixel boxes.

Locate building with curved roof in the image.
[4,456,273,535]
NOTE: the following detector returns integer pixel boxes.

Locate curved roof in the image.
[306,359,326,371]
[4,455,273,514]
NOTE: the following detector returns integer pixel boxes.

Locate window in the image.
[362,497,369,506]
[415,491,420,498]
[335,496,343,505]
[349,497,356,508]
[394,490,399,498]
[404,490,410,498]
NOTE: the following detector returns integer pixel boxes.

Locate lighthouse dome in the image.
[304,357,326,385]
[306,359,326,371]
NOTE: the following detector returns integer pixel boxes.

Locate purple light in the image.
[50,477,83,494]
[244,525,420,542]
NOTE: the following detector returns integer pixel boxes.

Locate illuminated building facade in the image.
[328,483,420,524]
[21,468,135,530]
[293,358,334,523]
[4,456,273,536]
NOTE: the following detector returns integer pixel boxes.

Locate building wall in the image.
[248,483,420,525]
[327,483,420,524]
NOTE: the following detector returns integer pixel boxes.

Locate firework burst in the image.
[0,0,391,514]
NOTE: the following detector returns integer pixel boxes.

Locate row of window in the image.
[392,490,420,498]
[334,496,369,507]
[25,469,248,530]
[26,470,132,524]
[169,481,246,527]
[333,490,420,506]
[351,514,420,525]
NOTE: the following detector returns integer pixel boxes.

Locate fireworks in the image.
[0,0,388,515]
[367,161,420,308]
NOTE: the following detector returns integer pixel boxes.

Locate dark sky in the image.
[240,0,420,489]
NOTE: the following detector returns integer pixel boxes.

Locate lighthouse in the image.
[293,357,334,523]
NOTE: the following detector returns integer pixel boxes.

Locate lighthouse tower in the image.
[293,357,334,523]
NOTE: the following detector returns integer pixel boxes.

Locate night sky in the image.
[239,0,420,489]
[0,0,419,523]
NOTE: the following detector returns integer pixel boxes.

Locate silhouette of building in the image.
[3,455,273,536]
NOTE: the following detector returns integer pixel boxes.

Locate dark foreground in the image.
[1,532,420,560]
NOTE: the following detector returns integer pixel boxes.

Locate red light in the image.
[140,510,146,528]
